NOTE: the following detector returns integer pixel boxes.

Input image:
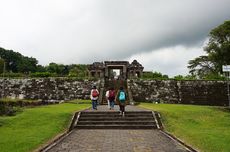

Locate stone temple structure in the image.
[88,60,144,79]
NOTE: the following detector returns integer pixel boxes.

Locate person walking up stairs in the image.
[117,86,127,117]
[90,85,99,110]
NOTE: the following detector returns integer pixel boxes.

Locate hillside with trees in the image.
[0,48,38,73]
[0,47,89,78]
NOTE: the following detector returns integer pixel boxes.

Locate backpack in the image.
[119,91,125,101]
[92,89,99,97]
[108,90,115,100]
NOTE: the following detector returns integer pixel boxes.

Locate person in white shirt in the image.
[90,86,99,110]
[105,89,110,109]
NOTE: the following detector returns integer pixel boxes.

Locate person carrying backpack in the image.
[108,87,115,110]
[117,86,126,116]
[90,85,99,110]
[105,89,110,109]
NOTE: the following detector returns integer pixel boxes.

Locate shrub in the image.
[0,104,21,116]
[173,75,184,80]
[141,71,169,80]
[30,72,56,77]
[203,73,227,80]
[0,72,24,78]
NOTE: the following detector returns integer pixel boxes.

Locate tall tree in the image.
[0,58,4,73]
[188,20,230,78]
[0,47,38,73]
[46,63,69,76]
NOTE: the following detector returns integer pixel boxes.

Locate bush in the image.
[141,71,169,80]
[173,75,197,80]
[203,73,227,80]
[68,73,78,77]
[0,72,24,78]
[30,72,56,77]
[173,75,185,80]
[0,104,21,116]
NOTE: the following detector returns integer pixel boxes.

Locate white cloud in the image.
[0,0,229,75]
[127,45,206,77]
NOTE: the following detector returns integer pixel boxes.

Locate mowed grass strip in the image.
[0,98,39,103]
[0,101,90,152]
[139,103,230,152]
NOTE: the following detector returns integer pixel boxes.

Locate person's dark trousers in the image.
[109,100,115,109]
[92,100,97,110]
[119,105,122,112]
[120,105,125,113]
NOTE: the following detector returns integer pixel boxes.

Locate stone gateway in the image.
[88,60,144,80]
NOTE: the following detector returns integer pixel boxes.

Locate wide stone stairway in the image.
[75,111,157,129]
[42,77,195,151]
[45,105,192,152]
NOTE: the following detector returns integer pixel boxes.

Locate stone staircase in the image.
[75,111,157,129]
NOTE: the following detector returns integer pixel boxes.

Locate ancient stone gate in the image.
[88,60,144,80]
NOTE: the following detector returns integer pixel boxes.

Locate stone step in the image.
[75,111,157,129]
[77,121,156,125]
[81,112,152,116]
[80,111,152,114]
[80,114,153,118]
[80,111,153,116]
[79,117,154,121]
[75,124,157,129]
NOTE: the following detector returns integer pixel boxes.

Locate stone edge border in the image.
[34,110,82,152]
[154,112,199,152]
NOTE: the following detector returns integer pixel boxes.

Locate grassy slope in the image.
[0,102,90,152]
[139,103,230,152]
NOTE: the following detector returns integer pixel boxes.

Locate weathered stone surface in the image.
[0,78,229,106]
[47,130,189,152]
[46,105,189,152]
[0,78,99,101]
[128,79,229,106]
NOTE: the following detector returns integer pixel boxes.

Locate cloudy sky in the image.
[0,0,230,76]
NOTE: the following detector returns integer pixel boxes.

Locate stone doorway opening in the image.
[108,66,124,80]
[112,69,120,79]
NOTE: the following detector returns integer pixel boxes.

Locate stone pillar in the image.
[123,65,127,79]
[100,71,104,78]
[105,66,108,78]
[139,71,143,78]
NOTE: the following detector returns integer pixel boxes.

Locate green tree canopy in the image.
[0,47,38,73]
[188,20,230,78]
[142,71,169,79]
[0,58,4,73]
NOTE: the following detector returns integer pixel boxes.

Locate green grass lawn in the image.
[0,98,39,103]
[66,99,91,104]
[139,103,230,152]
[0,102,90,152]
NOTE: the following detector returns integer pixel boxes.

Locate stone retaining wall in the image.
[0,78,229,106]
[0,78,99,101]
[128,79,229,106]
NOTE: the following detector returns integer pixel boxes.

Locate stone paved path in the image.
[46,105,190,152]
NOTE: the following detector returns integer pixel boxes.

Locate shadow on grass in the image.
[216,106,230,112]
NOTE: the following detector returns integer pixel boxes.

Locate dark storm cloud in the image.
[93,0,230,60]
[0,0,229,75]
